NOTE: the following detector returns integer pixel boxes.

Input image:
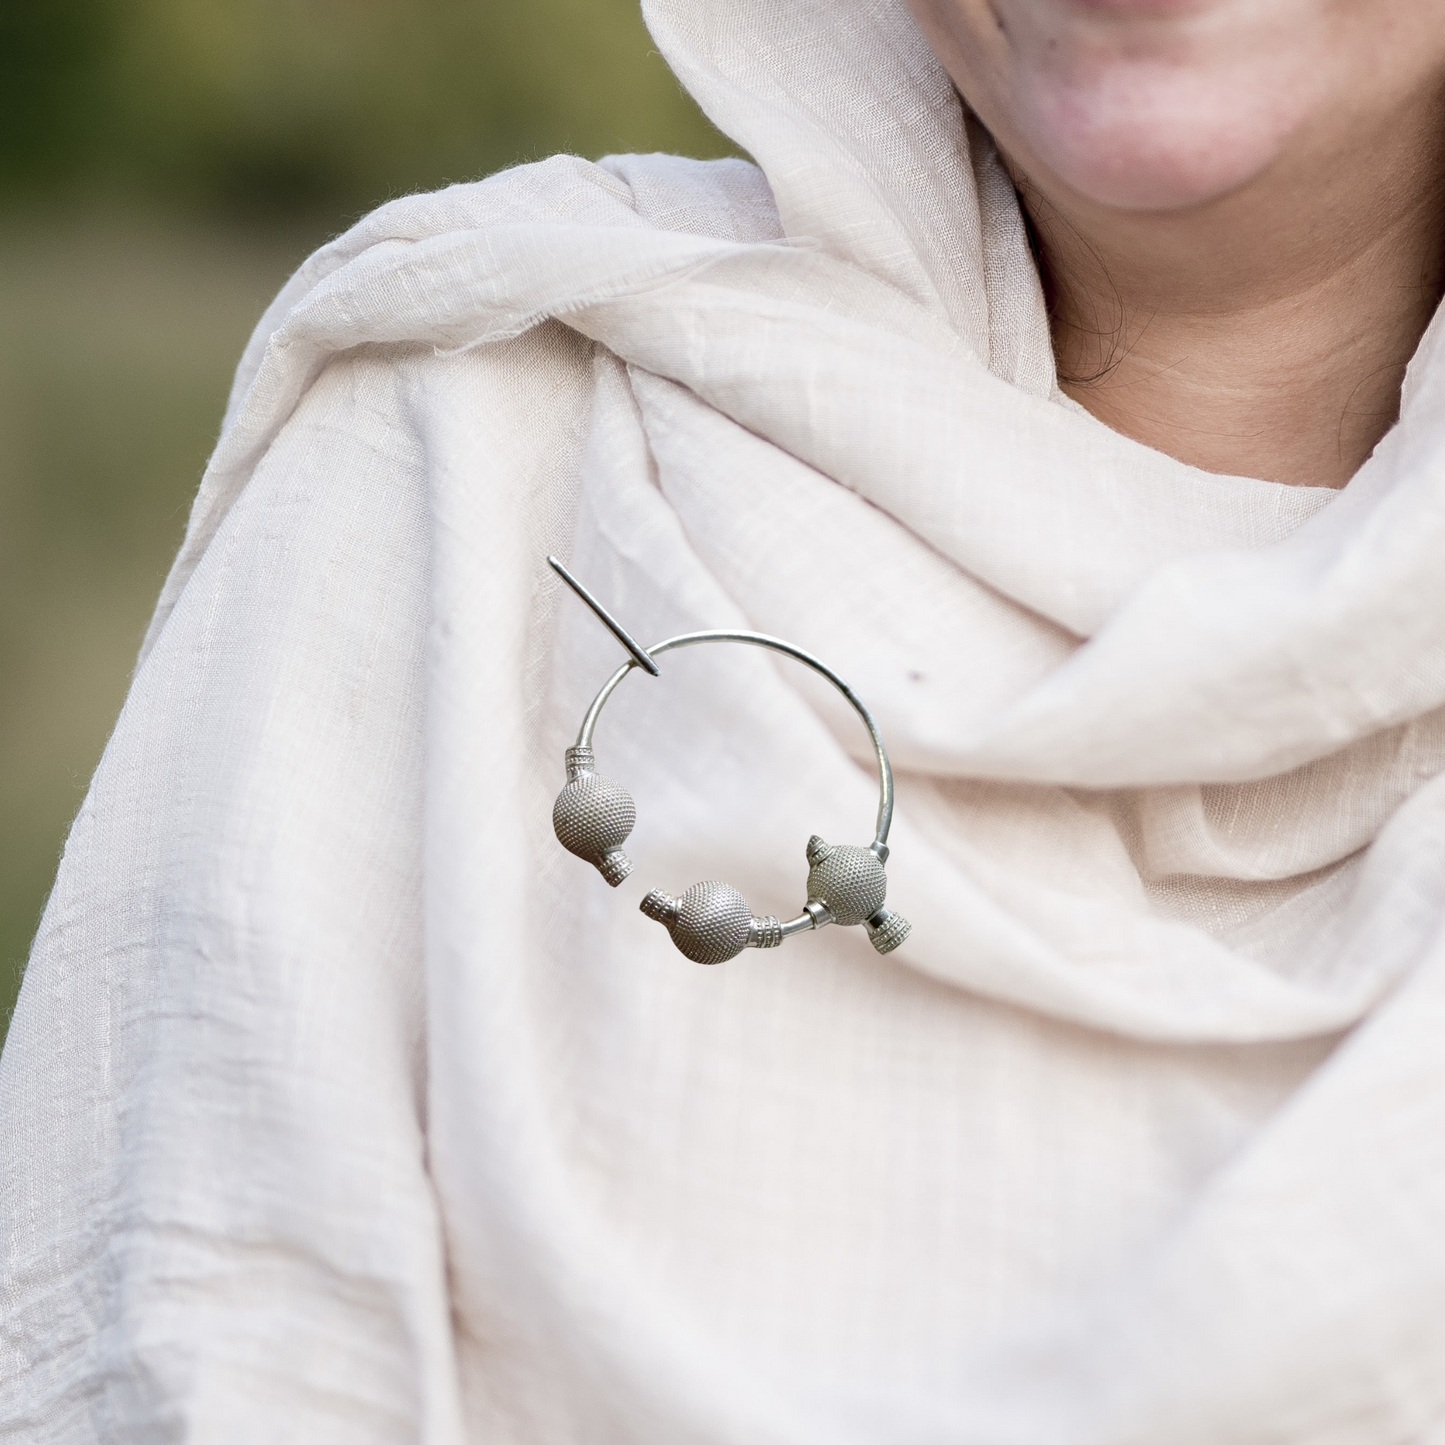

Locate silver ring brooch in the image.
[548,556,911,965]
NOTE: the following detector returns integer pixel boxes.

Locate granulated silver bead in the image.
[804,835,887,927]
[640,881,754,964]
[553,771,636,887]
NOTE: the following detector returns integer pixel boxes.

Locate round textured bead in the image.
[552,774,636,886]
[668,881,753,964]
[805,837,887,927]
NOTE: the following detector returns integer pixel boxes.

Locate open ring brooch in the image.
[548,556,911,964]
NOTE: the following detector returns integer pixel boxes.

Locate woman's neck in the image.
[1012,86,1445,489]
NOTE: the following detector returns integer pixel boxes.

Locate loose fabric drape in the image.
[5,1,1445,1441]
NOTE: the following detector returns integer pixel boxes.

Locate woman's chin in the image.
[1016,71,1298,210]
[1025,133,1281,212]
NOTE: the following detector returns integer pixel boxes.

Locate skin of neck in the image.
[904,0,1445,488]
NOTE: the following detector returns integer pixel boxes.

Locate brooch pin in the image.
[549,556,910,963]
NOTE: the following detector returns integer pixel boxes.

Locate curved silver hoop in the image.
[548,558,911,963]
[577,629,894,860]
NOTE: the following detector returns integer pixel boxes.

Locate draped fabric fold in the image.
[4,1,1445,1441]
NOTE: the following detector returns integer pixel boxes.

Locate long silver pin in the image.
[547,555,662,677]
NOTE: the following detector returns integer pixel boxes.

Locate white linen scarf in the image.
[5,0,1445,1440]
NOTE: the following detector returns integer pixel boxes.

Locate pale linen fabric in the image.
[6,0,1445,1440]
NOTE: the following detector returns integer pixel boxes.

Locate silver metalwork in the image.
[548,555,660,677]
[549,557,910,961]
[804,836,886,927]
[864,909,911,955]
[552,765,635,887]
[638,883,749,964]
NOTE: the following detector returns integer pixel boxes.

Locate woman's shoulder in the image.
[221,152,778,436]
[149,151,768,663]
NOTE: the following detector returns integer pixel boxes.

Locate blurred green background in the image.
[1,0,733,1039]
